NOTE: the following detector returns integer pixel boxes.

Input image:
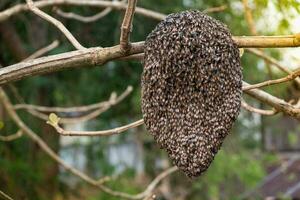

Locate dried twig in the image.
[48,117,144,136]
[0,88,177,199]
[120,0,137,51]
[15,86,133,124]
[241,100,277,115]
[0,190,13,200]
[55,7,112,23]
[25,0,85,50]
[24,40,59,61]
[243,81,300,119]
[0,0,166,23]
[0,130,23,142]
[242,69,300,91]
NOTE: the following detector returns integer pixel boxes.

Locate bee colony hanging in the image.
[141,10,242,178]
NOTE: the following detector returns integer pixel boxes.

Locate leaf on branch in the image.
[0,121,4,130]
[47,113,61,126]
[239,48,244,57]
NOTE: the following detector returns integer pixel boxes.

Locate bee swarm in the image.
[141,10,242,178]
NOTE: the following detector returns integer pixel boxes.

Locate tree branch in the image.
[241,100,277,115]
[1,34,300,86]
[120,0,137,51]
[0,0,166,23]
[243,81,300,119]
[26,0,85,50]
[24,40,59,61]
[48,118,144,136]
[0,42,144,86]
[0,130,23,142]
[55,7,112,23]
[20,86,133,124]
[242,69,300,91]
[0,190,13,200]
[0,87,177,199]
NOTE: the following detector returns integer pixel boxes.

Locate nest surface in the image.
[141,10,242,178]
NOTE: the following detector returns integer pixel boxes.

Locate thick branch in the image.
[0,42,144,85]
[1,34,300,86]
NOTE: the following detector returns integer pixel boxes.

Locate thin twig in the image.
[55,7,112,23]
[0,88,176,199]
[241,100,277,115]
[0,190,13,200]
[242,69,300,91]
[15,86,133,124]
[243,81,300,119]
[15,86,132,113]
[0,130,23,142]
[26,0,85,50]
[203,5,227,13]
[0,0,166,23]
[48,118,144,136]
[246,48,300,86]
[120,0,137,52]
[24,40,59,61]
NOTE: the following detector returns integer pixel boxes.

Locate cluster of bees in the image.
[141,10,242,178]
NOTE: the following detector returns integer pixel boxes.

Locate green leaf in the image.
[239,48,244,57]
[47,113,60,126]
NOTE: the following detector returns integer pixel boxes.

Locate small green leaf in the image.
[47,113,60,126]
[0,121,4,130]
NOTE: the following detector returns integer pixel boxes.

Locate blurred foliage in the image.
[1,0,300,199]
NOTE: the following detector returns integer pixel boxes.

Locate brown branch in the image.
[0,87,110,186]
[0,42,144,86]
[120,0,137,52]
[24,40,59,61]
[0,0,166,23]
[26,0,85,50]
[241,100,277,115]
[0,130,23,142]
[0,88,177,199]
[0,190,13,200]
[234,34,300,48]
[48,118,144,136]
[1,34,300,86]
[13,89,126,113]
[243,81,300,119]
[242,69,300,91]
[19,86,133,124]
